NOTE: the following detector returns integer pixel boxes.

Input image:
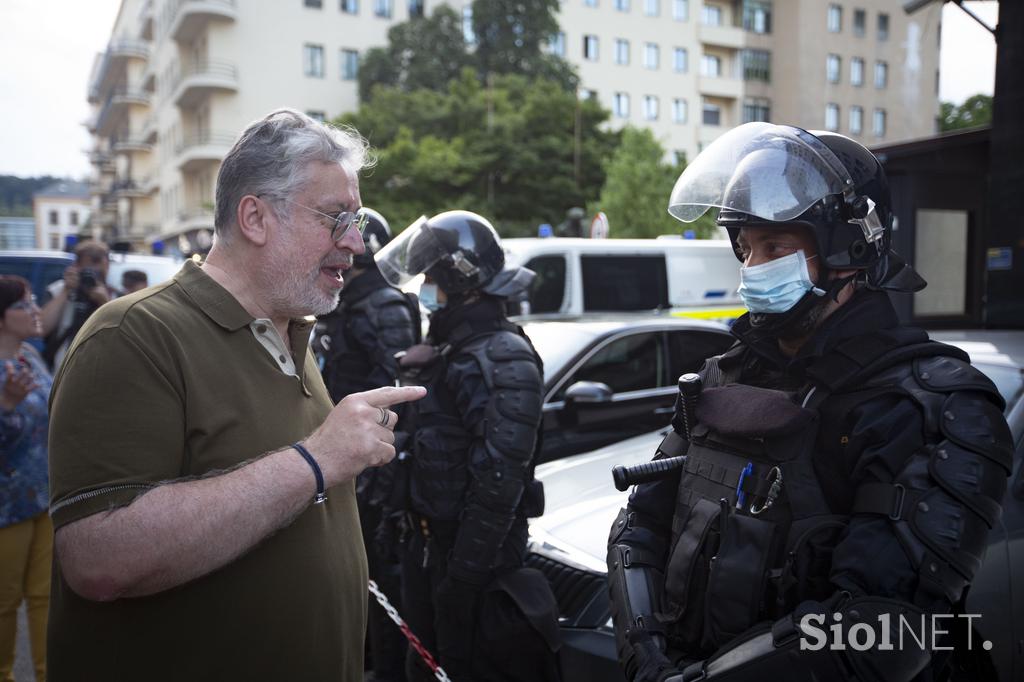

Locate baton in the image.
[612,455,687,491]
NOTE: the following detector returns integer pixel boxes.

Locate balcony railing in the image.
[88,40,151,102]
[175,130,237,153]
[172,60,239,107]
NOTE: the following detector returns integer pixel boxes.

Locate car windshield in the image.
[522,323,602,385]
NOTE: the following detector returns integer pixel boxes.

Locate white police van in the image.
[502,237,744,321]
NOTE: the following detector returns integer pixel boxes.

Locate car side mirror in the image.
[564,381,613,404]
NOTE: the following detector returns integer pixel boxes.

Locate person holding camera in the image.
[39,241,117,369]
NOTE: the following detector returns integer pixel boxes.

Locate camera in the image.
[78,268,98,290]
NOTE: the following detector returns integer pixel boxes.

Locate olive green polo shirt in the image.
[47,260,368,681]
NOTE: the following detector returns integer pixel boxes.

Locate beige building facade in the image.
[86,0,941,250]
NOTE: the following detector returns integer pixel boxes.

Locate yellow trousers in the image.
[0,513,52,682]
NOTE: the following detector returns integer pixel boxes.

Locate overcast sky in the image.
[0,0,1001,179]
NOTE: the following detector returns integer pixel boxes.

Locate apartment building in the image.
[86,0,941,250]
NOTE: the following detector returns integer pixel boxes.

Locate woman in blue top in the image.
[0,275,53,681]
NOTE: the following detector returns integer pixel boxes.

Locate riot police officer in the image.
[376,210,560,681]
[606,123,1012,682]
[316,207,419,682]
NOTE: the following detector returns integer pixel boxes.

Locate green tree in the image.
[591,127,716,239]
[357,6,471,101]
[358,0,575,101]
[939,94,993,132]
[471,0,577,90]
[340,69,618,236]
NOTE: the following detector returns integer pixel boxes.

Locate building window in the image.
[645,0,659,16]
[825,103,840,131]
[851,57,864,86]
[615,0,630,11]
[874,60,888,88]
[70,211,79,226]
[584,0,598,7]
[462,6,475,44]
[408,0,424,18]
[615,39,630,65]
[49,210,59,226]
[341,49,359,80]
[672,98,688,123]
[827,4,841,32]
[878,12,889,40]
[873,108,886,137]
[340,0,358,13]
[613,92,630,118]
[374,0,392,16]
[673,47,688,72]
[547,32,566,57]
[580,88,597,100]
[307,110,327,122]
[702,102,721,126]
[850,105,863,135]
[644,43,659,69]
[743,0,771,33]
[742,49,770,82]
[673,0,688,21]
[701,3,722,25]
[826,54,841,84]
[583,34,599,60]
[50,234,61,249]
[643,95,659,120]
[304,44,324,77]
[742,97,770,123]
[853,8,865,36]
[305,0,322,7]
[701,54,722,78]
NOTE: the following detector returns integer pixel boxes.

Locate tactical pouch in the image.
[703,500,778,648]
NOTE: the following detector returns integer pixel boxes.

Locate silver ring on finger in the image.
[377,407,390,427]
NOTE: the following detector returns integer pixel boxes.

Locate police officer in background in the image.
[607,123,1012,682]
[377,210,561,681]
[316,207,419,682]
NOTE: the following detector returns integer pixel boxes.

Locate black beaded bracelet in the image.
[291,442,327,504]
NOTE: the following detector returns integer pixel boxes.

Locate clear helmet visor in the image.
[668,122,854,223]
[374,216,450,287]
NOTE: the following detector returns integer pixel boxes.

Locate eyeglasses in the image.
[281,198,369,242]
[8,295,38,312]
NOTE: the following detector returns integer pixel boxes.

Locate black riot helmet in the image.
[667,122,924,333]
[375,209,534,297]
[353,207,391,268]
[668,122,924,292]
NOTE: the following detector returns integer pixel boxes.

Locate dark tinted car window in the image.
[525,255,567,314]
[556,332,662,399]
[581,255,668,311]
[668,329,736,380]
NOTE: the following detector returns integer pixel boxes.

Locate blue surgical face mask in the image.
[419,283,444,312]
[738,250,825,314]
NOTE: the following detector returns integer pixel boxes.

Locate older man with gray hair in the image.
[46,109,425,681]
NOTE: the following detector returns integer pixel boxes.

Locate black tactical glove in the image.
[434,576,481,681]
[629,629,680,682]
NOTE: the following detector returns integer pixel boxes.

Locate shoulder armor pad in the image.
[915,356,1002,404]
[485,330,535,362]
[939,391,1014,474]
